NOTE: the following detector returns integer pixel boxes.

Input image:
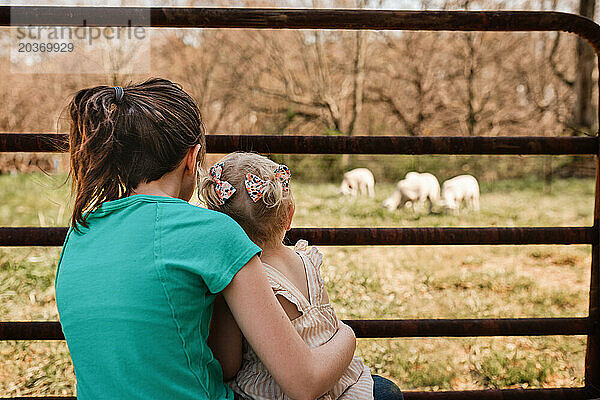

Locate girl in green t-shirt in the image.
[56,78,356,400]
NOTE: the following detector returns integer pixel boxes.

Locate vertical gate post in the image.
[585,54,600,394]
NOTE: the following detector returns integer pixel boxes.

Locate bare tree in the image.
[547,0,595,134]
[157,29,256,134]
[440,31,517,136]
[573,0,597,133]
[226,0,377,136]
[230,28,369,136]
[366,32,445,136]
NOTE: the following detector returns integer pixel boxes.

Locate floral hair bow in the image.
[245,164,291,203]
[209,162,236,205]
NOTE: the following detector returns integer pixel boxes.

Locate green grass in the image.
[0,173,71,227]
[0,172,595,394]
[289,178,594,228]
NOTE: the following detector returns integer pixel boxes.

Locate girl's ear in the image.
[285,202,295,231]
[185,144,201,175]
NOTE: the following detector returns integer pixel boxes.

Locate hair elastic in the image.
[113,86,124,104]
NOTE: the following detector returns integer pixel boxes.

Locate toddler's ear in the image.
[286,202,295,231]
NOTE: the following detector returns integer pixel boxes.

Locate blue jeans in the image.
[372,375,404,400]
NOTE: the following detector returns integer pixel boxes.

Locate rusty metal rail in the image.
[1,133,598,155]
[1,7,599,52]
[0,226,596,246]
[403,388,593,400]
[0,318,592,341]
[286,227,596,245]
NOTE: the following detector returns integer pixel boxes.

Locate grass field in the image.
[0,172,595,395]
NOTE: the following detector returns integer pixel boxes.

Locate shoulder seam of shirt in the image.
[210,246,261,294]
[153,202,210,395]
[55,226,74,287]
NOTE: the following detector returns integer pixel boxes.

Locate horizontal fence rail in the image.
[1,133,598,155]
[403,388,593,400]
[349,317,593,337]
[287,227,596,245]
[1,7,599,52]
[0,226,595,247]
[0,317,591,340]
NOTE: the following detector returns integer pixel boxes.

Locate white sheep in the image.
[339,168,375,198]
[383,172,440,213]
[440,174,480,214]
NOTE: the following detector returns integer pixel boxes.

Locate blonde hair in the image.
[199,152,294,247]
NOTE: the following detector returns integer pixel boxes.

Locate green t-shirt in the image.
[55,195,261,400]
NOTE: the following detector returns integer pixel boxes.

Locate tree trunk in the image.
[347,30,366,137]
[573,0,596,134]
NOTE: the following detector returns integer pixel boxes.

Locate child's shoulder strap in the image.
[294,240,323,270]
[262,262,310,312]
[294,240,326,305]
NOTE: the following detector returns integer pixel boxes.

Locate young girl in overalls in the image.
[201,152,404,400]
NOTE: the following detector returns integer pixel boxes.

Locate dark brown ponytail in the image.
[68,78,205,230]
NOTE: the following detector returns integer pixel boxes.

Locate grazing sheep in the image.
[383,172,440,213]
[339,168,375,198]
[440,174,480,214]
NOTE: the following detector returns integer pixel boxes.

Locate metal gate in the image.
[0,7,599,400]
